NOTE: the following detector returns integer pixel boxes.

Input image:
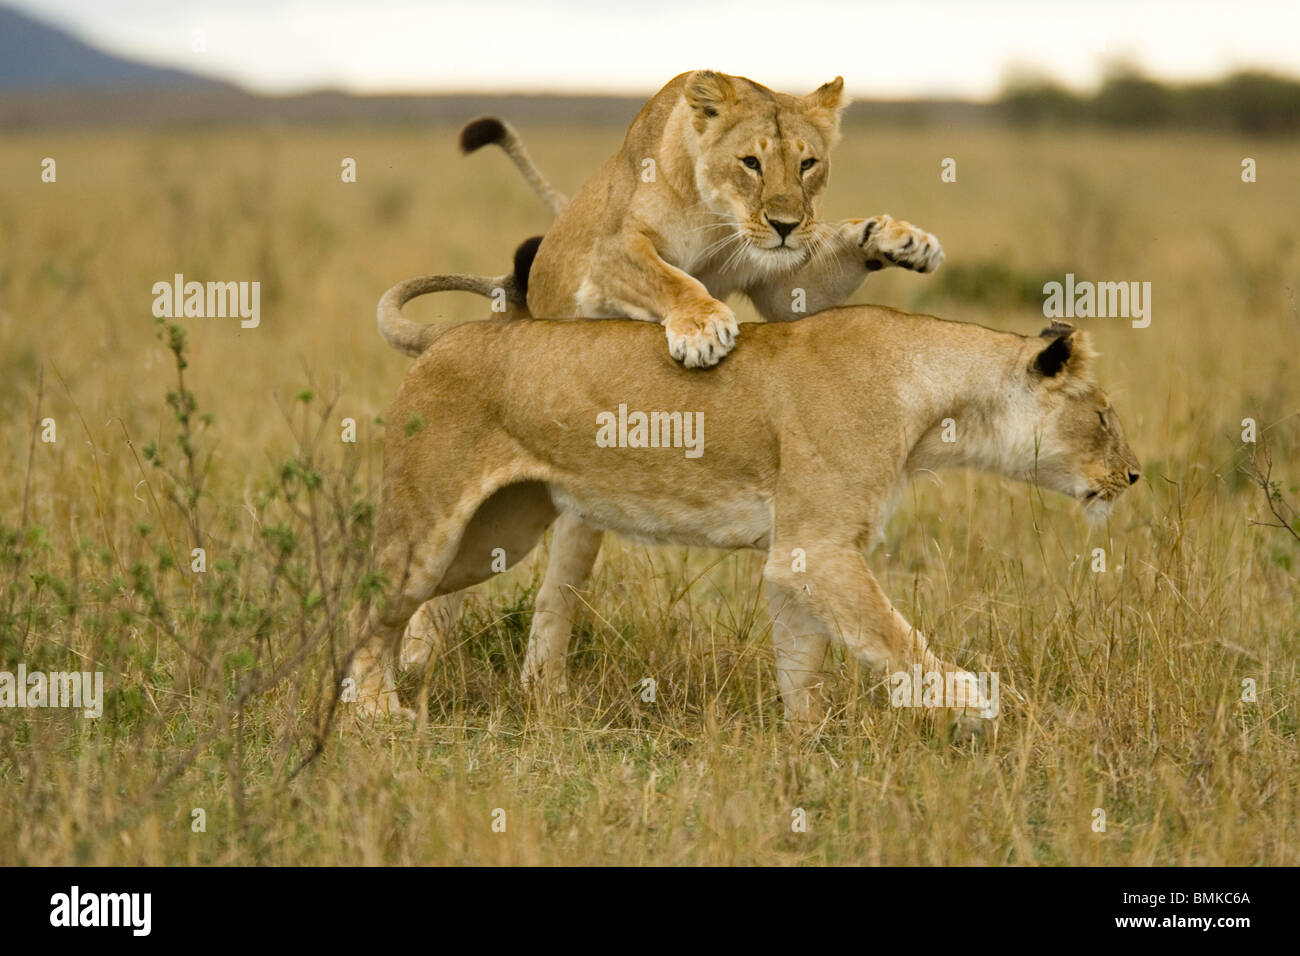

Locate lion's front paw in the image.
[664,302,739,368]
[861,214,945,274]
[945,669,997,742]
[520,669,569,699]
[949,710,993,744]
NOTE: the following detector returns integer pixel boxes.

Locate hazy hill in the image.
[0,5,235,91]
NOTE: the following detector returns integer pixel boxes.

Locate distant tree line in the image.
[998,69,1300,133]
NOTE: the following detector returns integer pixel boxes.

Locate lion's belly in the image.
[548,485,772,550]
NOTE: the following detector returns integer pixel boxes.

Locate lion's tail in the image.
[376,239,542,357]
[377,272,514,357]
[460,117,568,215]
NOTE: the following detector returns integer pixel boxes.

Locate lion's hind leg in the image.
[394,480,559,692]
[347,534,450,722]
[400,593,462,672]
[520,510,604,698]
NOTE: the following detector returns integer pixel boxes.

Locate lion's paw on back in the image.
[664,303,739,368]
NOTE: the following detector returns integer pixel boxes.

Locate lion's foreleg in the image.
[762,541,991,732]
[747,216,945,322]
[766,582,832,727]
[597,233,739,368]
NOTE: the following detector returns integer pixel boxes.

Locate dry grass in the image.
[0,122,1296,865]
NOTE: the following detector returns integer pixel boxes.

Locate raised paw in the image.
[860,214,945,274]
[664,302,739,368]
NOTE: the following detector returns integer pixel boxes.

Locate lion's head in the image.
[683,70,845,275]
[1013,323,1141,521]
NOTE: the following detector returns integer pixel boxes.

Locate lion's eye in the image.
[741,156,761,172]
[1097,411,1108,428]
[800,157,818,172]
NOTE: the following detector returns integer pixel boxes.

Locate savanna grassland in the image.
[0,119,1296,865]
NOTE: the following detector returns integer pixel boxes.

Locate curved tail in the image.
[377,271,521,357]
[460,117,568,215]
[378,238,543,356]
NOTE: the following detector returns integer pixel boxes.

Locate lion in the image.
[459,70,944,367]
[391,71,946,694]
[349,284,1141,729]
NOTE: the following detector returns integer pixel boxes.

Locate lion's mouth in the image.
[1080,478,1131,504]
[744,239,809,274]
[746,227,805,252]
[1078,482,1131,524]
[755,239,806,258]
[1080,487,1119,507]
[1079,491,1114,524]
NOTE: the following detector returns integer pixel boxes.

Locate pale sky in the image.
[9,0,1300,98]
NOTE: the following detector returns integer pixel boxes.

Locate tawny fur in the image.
[348,305,1140,728]
[396,71,948,687]
[474,70,945,366]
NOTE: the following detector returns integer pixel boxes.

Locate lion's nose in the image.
[766,217,800,240]
[1128,470,1140,485]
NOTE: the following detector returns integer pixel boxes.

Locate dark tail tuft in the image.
[512,236,544,298]
[460,117,507,153]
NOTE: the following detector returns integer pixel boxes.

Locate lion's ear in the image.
[1031,325,1095,380]
[803,76,847,141]
[684,70,735,120]
[805,76,846,113]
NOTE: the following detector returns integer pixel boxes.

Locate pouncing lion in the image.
[460,70,944,369]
